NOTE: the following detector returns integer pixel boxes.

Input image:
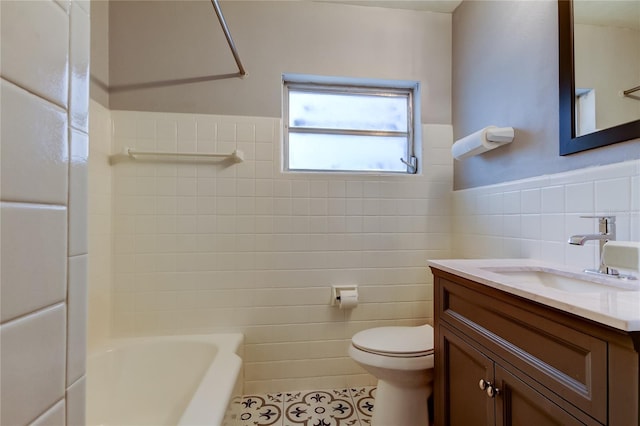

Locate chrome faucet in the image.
[568,216,618,276]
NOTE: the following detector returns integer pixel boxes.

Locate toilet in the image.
[349,324,434,426]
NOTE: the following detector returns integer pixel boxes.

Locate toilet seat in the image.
[351,325,434,358]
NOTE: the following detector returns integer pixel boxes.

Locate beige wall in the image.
[90,0,109,107]
[1,0,90,424]
[452,0,640,190]
[108,1,452,124]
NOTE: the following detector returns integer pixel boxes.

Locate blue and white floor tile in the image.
[238,387,376,426]
[349,387,376,424]
[238,393,284,425]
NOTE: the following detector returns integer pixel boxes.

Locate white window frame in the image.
[282,73,421,174]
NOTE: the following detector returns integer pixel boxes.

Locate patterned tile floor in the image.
[238,387,376,426]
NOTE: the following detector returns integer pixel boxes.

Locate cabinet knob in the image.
[478,379,488,390]
[486,385,500,398]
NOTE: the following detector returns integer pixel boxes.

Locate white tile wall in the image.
[0,0,69,107]
[0,80,69,205]
[453,160,640,271]
[0,304,67,426]
[107,110,453,392]
[1,0,90,423]
[0,203,68,322]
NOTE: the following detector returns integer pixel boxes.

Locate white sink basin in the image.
[484,268,638,293]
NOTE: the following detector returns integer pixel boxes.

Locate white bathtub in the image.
[86,333,243,426]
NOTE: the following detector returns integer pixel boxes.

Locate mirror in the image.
[558,0,640,155]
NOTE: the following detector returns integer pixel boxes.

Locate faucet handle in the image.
[580,215,616,236]
[580,215,616,223]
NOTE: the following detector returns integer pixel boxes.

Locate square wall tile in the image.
[503,191,521,214]
[614,215,632,241]
[1,203,67,323]
[67,255,88,386]
[156,118,178,141]
[0,0,69,107]
[595,178,630,213]
[237,123,255,142]
[0,304,66,426]
[520,189,541,214]
[177,118,197,143]
[565,182,594,213]
[540,214,566,243]
[502,215,521,238]
[541,186,564,214]
[255,119,275,142]
[1,80,68,205]
[423,124,453,149]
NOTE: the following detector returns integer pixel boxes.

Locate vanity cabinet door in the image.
[438,325,495,426]
[494,365,592,426]
[438,325,598,426]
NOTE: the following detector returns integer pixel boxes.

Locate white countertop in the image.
[427,259,640,332]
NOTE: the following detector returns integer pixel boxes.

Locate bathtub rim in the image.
[87,332,244,358]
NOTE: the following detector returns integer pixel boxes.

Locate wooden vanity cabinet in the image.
[431,267,640,426]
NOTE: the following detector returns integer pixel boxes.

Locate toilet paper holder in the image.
[331,285,358,306]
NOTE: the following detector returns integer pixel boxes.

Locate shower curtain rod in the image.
[210,0,247,77]
[623,84,640,97]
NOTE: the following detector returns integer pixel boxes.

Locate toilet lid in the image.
[352,325,434,357]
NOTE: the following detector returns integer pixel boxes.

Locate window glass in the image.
[289,133,408,172]
[288,91,408,132]
[283,75,420,174]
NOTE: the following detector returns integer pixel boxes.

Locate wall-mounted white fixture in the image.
[331,285,359,309]
[451,126,514,160]
[603,241,640,274]
[109,147,244,165]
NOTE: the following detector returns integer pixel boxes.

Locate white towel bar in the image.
[109,147,244,165]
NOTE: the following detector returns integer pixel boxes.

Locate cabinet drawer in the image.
[437,277,607,424]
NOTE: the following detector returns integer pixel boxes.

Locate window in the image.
[283,74,421,174]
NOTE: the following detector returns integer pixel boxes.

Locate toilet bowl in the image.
[349,324,434,426]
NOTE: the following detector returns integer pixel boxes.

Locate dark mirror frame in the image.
[558,0,640,155]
